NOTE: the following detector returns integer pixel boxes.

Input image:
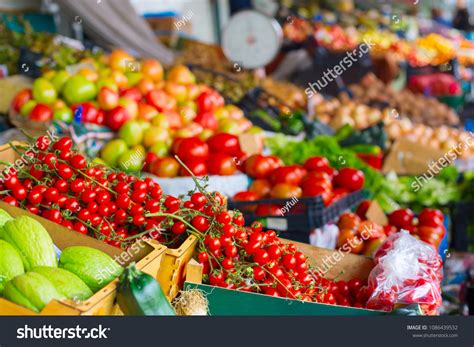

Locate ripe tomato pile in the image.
[234,155,365,211]
[145,133,246,178]
[336,201,446,257]
[388,208,446,249]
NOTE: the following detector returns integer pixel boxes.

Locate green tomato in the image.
[62,75,97,105]
[53,107,73,123]
[50,70,70,92]
[20,100,37,117]
[32,78,57,104]
[118,121,144,147]
[101,139,128,167]
[149,142,169,157]
[117,148,144,172]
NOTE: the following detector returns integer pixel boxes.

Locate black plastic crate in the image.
[228,189,365,234]
[450,201,474,252]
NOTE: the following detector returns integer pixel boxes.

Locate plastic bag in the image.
[365,231,443,315]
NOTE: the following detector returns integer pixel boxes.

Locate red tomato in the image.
[146,89,176,112]
[388,208,414,229]
[418,208,444,228]
[194,111,218,130]
[11,88,32,112]
[149,157,180,177]
[233,191,259,201]
[73,102,100,124]
[173,137,209,162]
[302,185,331,205]
[417,226,445,239]
[206,133,241,156]
[333,168,364,191]
[30,104,52,121]
[383,225,398,236]
[304,156,330,171]
[244,154,280,179]
[207,153,237,175]
[356,200,372,219]
[255,204,281,216]
[181,158,208,176]
[196,90,224,112]
[270,183,302,199]
[249,179,272,198]
[120,87,142,102]
[337,212,361,231]
[106,106,130,131]
[270,165,307,185]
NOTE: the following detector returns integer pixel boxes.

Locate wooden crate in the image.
[0,202,167,316]
[157,235,198,300]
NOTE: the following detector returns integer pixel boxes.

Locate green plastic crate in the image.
[184,282,385,316]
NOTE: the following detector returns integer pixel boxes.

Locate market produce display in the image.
[350,74,460,127]
[10,51,253,139]
[3,1,474,320]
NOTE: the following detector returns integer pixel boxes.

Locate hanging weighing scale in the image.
[221,9,283,70]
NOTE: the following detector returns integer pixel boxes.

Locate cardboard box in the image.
[0,202,167,316]
[184,240,382,316]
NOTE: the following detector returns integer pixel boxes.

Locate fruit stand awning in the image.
[55,0,175,65]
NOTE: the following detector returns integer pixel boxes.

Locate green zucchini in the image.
[116,263,175,316]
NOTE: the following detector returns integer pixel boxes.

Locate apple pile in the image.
[233,155,365,214]
[10,49,253,138]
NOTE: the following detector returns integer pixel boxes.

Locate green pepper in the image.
[117,263,175,316]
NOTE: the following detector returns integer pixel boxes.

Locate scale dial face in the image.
[222,10,282,69]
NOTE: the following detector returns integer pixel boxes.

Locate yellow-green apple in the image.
[32,78,57,104]
[143,126,170,148]
[119,120,144,147]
